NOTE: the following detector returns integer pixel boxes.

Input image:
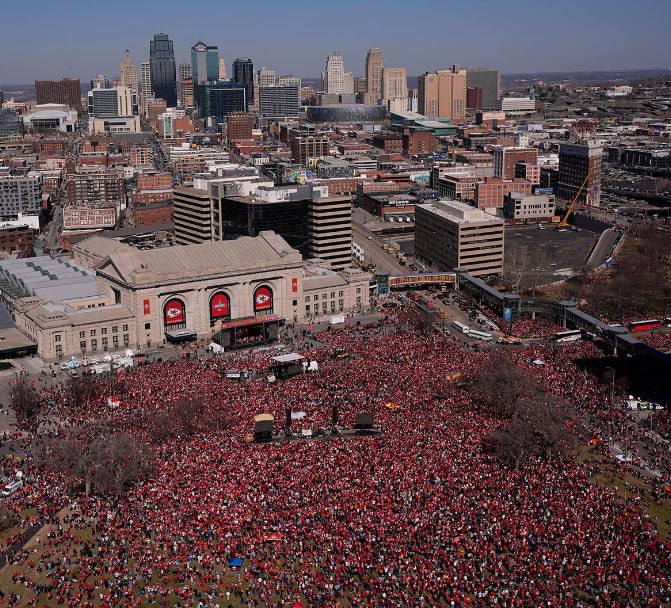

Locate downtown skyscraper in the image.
[365,48,384,104]
[322,51,345,95]
[191,41,219,85]
[119,49,138,91]
[149,33,177,107]
[233,58,254,105]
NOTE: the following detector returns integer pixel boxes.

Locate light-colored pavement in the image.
[352,223,407,275]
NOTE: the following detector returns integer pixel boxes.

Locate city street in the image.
[352,222,407,275]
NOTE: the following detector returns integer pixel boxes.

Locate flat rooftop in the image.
[417,200,503,225]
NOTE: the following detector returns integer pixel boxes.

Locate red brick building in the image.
[371,134,403,153]
[0,226,36,257]
[515,161,540,185]
[402,130,438,156]
[494,147,539,179]
[226,112,255,142]
[475,177,533,209]
[132,200,173,226]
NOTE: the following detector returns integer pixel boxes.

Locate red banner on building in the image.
[291,277,298,293]
[254,285,273,312]
[164,298,185,326]
[143,299,151,316]
[210,292,231,320]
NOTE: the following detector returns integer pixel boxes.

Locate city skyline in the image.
[1,0,670,84]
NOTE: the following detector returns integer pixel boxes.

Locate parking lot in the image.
[504,225,598,289]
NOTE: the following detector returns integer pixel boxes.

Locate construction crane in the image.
[558,172,590,229]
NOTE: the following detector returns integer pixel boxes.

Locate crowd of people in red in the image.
[1,306,670,607]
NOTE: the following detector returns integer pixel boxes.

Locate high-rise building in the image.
[259,84,301,118]
[382,67,407,111]
[198,81,247,121]
[415,199,504,277]
[322,52,345,95]
[365,48,384,104]
[140,62,152,109]
[308,194,352,270]
[343,72,354,95]
[191,41,219,85]
[257,68,277,88]
[87,86,136,118]
[0,173,42,218]
[466,69,499,110]
[173,184,212,245]
[150,33,177,107]
[119,50,138,91]
[558,141,603,207]
[35,78,82,110]
[418,66,467,121]
[218,57,227,80]
[180,78,194,109]
[232,58,254,105]
[91,74,110,90]
[179,63,192,82]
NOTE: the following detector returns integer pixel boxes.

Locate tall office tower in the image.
[180,79,194,109]
[91,74,110,89]
[354,77,367,95]
[191,41,219,85]
[88,86,136,117]
[558,141,603,207]
[322,51,345,94]
[119,49,138,91]
[232,58,254,105]
[35,78,82,110]
[141,62,152,97]
[308,194,352,270]
[382,67,407,111]
[150,33,177,107]
[198,81,247,121]
[259,84,301,118]
[408,88,418,112]
[218,57,227,80]
[365,47,384,104]
[179,63,192,83]
[466,69,500,109]
[418,65,467,121]
[257,68,277,88]
[343,72,354,95]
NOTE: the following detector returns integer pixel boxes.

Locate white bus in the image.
[468,329,493,341]
[451,321,470,335]
[552,330,582,343]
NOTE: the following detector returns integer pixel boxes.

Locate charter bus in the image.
[468,329,493,341]
[552,330,582,343]
[628,319,661,332]
[451,321,470,335]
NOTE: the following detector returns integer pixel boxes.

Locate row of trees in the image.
[564,225,671,322]
[471,356,577,468]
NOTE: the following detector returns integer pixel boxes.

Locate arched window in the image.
[163,298,186,329]
[253,285,274,317]
[210,291,231,324]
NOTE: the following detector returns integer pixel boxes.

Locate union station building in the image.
[10,232,371,359]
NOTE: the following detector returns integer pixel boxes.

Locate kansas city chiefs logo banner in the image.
[164,298,185,325]
[254,286,273,311]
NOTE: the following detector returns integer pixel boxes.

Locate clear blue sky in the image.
[1,0,670,83]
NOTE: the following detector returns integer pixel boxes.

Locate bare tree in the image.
[67,373,97,407]
[0,505,19,532]
[484,394,576,468]
[503,246,529,294]
[9,377,41,430]
[35,424,153,497]
[471,355,539,419]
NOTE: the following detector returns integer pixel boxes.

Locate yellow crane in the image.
[558,172,590,229]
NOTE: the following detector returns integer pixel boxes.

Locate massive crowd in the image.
[0,306,670,607]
